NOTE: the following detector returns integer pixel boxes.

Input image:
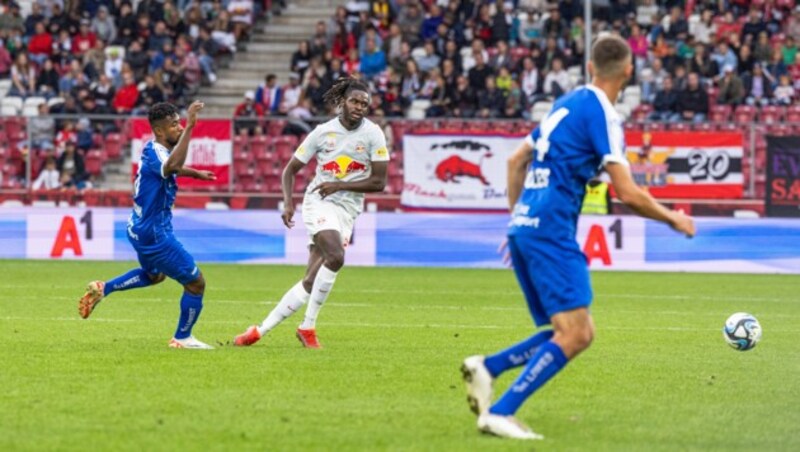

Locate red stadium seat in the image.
[266,120,287,137]
[249,135,272,155]
[759,105,783,124]
[104,133,123,160]
[632,104,652,122]
[273,136,298,162]
[645,122,666,132]
[233,135,249,157]
[767,124,792,136]
[670,122,690,132]
[733,105,756,124]
[692,122,714,132]
[710,105,731,122]
[84,150,105,176]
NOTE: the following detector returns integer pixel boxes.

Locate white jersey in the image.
[294,117,389,216]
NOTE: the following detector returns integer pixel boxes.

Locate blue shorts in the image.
[130,236,200,285]
[507,234,593,327]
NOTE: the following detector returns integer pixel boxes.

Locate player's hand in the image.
[312,182,342,199]
[669,210,696,238]
[194,170,216,181]
[281,204,295,229]
[186,101,204,127]
[497,239,513,268]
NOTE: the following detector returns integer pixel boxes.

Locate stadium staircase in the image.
[200,0,339,117]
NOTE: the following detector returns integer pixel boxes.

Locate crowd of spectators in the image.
[0,0,267,188]
[236,0,800,123]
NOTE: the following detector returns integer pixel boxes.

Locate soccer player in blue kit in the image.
[78,101,217,349]
[461,36,696,439]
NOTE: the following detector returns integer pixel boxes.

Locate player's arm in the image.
[176,167,216,180]
[163,101,203,175]
[280,157,306,228]
[606,162,695,237]
[507,138,534,212]
[314,162,388,198]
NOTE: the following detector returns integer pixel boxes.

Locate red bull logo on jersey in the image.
[434,154,491,185]
[321,156,368,179]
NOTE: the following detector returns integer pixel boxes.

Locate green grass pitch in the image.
[1,260,798,451]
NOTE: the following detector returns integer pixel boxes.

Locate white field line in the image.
[4,295,797,318]
[0,316,774,332]
[0,283,796,303]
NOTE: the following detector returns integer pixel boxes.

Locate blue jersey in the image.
[509,85,628,242]
[128,140,178,245]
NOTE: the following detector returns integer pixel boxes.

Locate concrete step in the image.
[235,51,294,62]
[269,16,332,27]
[224,60,288,71]
[218,68,289,79]
[281,5,341,17]
[254,31,311,42]
[242,42,298,53]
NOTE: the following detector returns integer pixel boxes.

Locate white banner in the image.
[25,208,115,260]
[401,133,525,209]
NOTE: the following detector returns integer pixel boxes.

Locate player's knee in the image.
[575,323,594,352]
[185,275,206,295]
[149,273,166,284]
[325,249,345,271]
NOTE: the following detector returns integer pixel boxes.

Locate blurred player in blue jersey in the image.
[78,101,218,349]
[461,36,696,439]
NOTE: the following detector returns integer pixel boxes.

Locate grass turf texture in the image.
[1,260,798,451]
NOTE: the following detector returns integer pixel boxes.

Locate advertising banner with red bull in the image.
[625,131,743,199]
[130,118,232,188]
[402,132,525,210]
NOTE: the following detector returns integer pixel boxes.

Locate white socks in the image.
[300,265,338,330]
[258,281,310,335]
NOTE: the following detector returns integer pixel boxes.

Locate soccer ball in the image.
[723,313,762,351]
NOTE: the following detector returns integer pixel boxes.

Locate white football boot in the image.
[477,413,544,440]
[461,355,494,416]
[168,336,214,349]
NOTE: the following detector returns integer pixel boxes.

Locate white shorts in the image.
[302,198,356,247]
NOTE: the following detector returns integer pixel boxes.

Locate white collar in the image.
[585,84,620,120]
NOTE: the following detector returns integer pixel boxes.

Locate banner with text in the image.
[402,131,744,209]
[624,131,743,199]
[401,132,525,209]
[130,118,232,188]
[765,136,800,217]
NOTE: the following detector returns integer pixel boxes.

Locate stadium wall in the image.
[2,207,800,274]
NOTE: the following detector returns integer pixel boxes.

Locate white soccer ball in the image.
[723,313,762,351]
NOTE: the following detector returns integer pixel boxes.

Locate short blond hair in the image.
[591,35,632,79]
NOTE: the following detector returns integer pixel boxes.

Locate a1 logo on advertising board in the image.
[26,209,114,260]
[575,216,646,270]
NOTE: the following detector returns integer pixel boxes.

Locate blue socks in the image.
[490,341,568,416]
[104,268,153,296]
[174,292,204,340]
[483,330,555,377]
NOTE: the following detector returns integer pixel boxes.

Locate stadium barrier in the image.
[2,207,799,274]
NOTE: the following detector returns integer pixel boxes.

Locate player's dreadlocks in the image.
[322,77,370,107]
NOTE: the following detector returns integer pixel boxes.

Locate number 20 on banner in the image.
[26,209,114,260]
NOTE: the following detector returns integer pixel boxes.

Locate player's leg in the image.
[148,239,212,349]
[234,246,321,346]
[463,236,551,419]
[296,229,344,347]
[295,201,353,348]
[78,258,166,319]
[481,237,555,378]
[483,246,593,437]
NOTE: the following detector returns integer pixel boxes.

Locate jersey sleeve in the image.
[586,99,629,167]
[143,145,171,179]
[369,124,390,162]
[524,127,540,148]
[293,127,320,164]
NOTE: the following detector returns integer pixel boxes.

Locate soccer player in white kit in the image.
[234,77,389,348]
